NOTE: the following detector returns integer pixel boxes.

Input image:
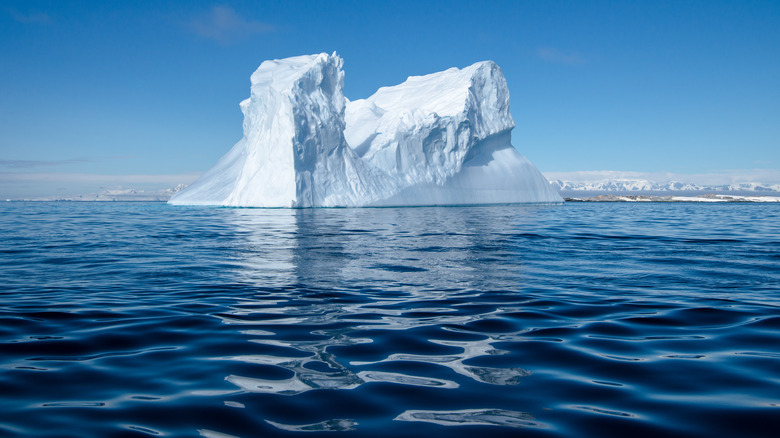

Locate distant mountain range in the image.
[548,179,780,193]
[14,178,780,202]
[23,184,187,202]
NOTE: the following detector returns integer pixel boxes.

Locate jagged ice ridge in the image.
[169,53,561,207]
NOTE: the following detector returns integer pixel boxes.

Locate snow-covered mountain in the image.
[548,178,780,193]
[29,184,187,202]
[169,53,561,207]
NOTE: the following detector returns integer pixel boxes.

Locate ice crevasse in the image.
[169,52,562,207]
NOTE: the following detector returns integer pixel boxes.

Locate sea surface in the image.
[1,202,779,437]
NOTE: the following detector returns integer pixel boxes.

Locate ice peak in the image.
[367,60,512,132]
[249,53,335,90]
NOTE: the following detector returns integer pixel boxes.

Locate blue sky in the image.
[1,0,779,198]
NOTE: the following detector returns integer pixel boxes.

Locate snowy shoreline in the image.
[565,193,780,203]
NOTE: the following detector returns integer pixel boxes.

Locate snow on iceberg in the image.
[169,52,562,207]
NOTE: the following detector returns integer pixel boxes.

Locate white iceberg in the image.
[169,52,561,207]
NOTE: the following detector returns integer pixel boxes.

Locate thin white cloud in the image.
[0,172,201,185]
[8,9,51,25]
[189,5,274,43]
[537,47,584,65]
[0,156,139,169]
[0,158,90,169]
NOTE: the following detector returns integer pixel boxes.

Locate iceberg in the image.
[169,52,561,207]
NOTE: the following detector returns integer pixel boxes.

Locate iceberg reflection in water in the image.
[216,207,533,398]
[206,206,545,433]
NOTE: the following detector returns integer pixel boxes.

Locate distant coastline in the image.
[564,193,780,203]
[550,175,780,202]
[9,193,780,203]
[7,182,780,203]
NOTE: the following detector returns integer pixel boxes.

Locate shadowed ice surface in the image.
[0,202,779,437]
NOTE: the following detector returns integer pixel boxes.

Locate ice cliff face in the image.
[168,54,384,207]
[169,53,562,207]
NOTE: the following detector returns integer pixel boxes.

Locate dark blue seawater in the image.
[1,202,779,437]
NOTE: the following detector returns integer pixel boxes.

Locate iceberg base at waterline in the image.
[169,53,562,207]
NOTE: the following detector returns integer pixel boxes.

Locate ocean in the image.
[1,201,779,437]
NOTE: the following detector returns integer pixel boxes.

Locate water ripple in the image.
[265,419,358,432]
[394,408,544,428]
[0,202,779,437]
